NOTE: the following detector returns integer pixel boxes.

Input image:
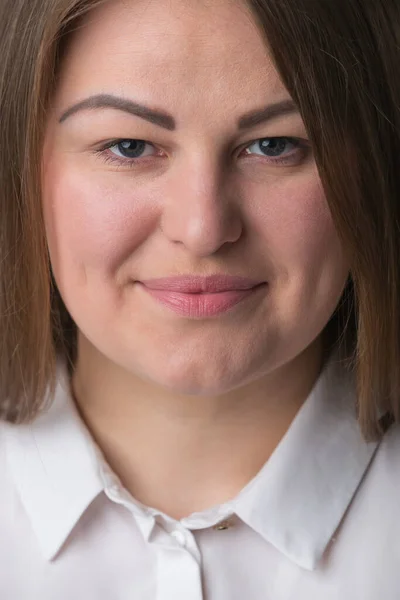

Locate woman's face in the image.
[42,0,349,394]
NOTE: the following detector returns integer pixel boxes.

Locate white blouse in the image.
[1,350,399,599]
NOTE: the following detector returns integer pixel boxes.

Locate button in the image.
[213,519,233,531]
[171,530,186,545]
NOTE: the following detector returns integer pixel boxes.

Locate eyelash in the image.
[92,137,311,169]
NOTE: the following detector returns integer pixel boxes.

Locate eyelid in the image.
[97,138,157,151]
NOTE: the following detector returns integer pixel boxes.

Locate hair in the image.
[0,0,398,441]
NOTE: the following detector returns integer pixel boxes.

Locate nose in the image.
[160,153,243,257]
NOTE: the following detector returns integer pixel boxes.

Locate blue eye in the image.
[240,136,311,166]
[115,140,145,158]
[92,139,162,168]
[109,140,156,159]
[93,136,310,169]
[244,137,299,158]
[250,137,292,155]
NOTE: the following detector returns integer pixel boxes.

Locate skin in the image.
[42,0,350,518]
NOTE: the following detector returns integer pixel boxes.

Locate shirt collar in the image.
[4,349,383,567]
[231,349,381,570]
[4,359,105,561]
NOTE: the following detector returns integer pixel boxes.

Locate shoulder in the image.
[370,420,400,480]
[0,421,28,549]
[344,421,400,536]
[0,420,11,483]
[0,420,21,505]
[0,420,32,521]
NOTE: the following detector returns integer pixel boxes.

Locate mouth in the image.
[137,281,268,319]
[138,274,266,294]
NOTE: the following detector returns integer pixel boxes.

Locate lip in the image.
[136,276,267,318]
[139,274,265,293]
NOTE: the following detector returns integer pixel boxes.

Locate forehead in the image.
[55,0,287,112]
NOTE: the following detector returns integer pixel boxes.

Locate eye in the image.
[107,139,156,159]
[93,136,310,169]
[241,137,310,165]
[93,139,161,167]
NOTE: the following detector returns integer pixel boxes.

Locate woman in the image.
[0,0,399,597]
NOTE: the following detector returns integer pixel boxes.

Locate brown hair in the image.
[0,0,398,441]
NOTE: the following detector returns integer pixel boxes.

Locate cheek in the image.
[42,164,159,276]
[251,172,341,270]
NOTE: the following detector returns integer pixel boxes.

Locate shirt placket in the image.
[151,519,203,600]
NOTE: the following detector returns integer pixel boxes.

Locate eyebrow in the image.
[58,94,299,130]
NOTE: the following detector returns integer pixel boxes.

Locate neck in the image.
[71,334,324,520]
